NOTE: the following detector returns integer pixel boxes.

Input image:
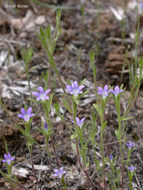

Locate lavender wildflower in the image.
[97,85,111,99]
[126,141,135,150]
[53,167,66,179]
[18,107,34,122]
[2,153,15,165]
[111,86,123,97]
[75,117,85,128]
[32,87,51,101]
[128,166,136,173]
[66,81,85,97]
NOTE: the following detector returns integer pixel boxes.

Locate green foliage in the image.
[62,98,72,113]
[21,47,33,65]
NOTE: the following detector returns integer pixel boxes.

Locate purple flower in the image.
[97,85,111,99]
[53,167,66,179]
[128,166,136,173]
[2,153,15,165]
[66,81,85,97]
[32,87,51,101]
[18,107,34,122]
[44,122,48,130]
[75,117,85,128]
[126,141,135,150]
[111,86,123,97]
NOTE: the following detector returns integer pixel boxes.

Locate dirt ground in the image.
[0,0,143,189]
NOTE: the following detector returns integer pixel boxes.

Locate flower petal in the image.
[11,156,15,161]
[18,114,24,118]
[54,169,59,173]
[66,85,73,92]
[78,85,85,90]
[53,173,58,178]
[119,89,123,93]
[108,89,112,93]
[44,96,49,100]
[60,167,64,172]
[115,86,119,92]
[27,107,32,114]
[104,85,108,91]
[39,86,44,93]
[7,153,11,159]
[4,154,8,159]
[45,89,51,94]
[32,91,39,96]
[73,81,78,88]
[81,118,85,123]
[7,160,11,165]
[76,117,80,125]
[30,113,34,117]
[21,108,26,115]
[36,97,41,101]
[98,87,102,91]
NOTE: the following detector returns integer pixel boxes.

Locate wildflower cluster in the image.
[97,85,111,99]
[0,9,140,190]
[97,85,124,99]
[0,78,136,190]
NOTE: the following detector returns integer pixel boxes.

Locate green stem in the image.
[26,74,32,99]
[28,145,38,183]
[75,138,95,189]
[129,174,133,190]
[61,176,66,190]
[100,100,106,189]
[123,83,140,118]
[7,165,15,189]
[8,165,11,177]
[110,163,116,189]
[51,136,61,167]
[44,46,71,108]
[72,101,95,189]
[48,64,52,89]
[45,138,53,170]
[43,103,60,167]
[47,49,66,94]
[116,100,124,190]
